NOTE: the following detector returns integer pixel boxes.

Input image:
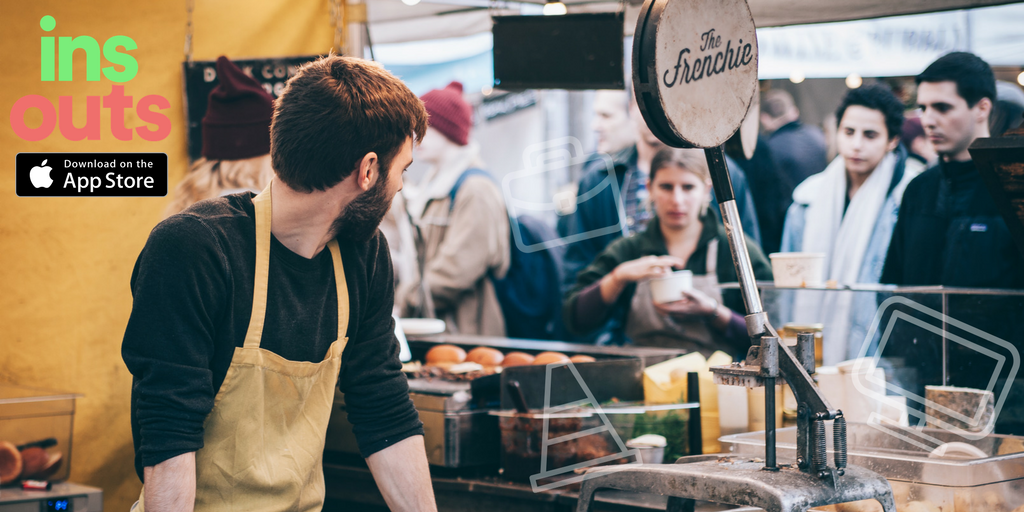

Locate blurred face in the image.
[630,100,663,149]
[592,90,634,154]
[910,135,938,164]
[917,81,992,161]
[650,165,711,231]
[331,137,413,242]
[837,105,899,176]
[413,127,452,164]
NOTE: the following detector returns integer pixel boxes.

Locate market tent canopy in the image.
[756,4,1024,79]
[371,3,1024,87]
[365,0,1022,44]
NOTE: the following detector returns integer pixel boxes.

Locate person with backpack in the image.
[402,82,511,336]
[563,148,773,358]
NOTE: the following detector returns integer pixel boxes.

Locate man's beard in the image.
[330,175,392,243]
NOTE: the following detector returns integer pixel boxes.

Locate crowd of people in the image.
[385,51,1021,362]
[157,51,1024,366]
[152,54,1019,360]
[161,51,1024,362]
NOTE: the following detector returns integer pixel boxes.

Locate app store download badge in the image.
[16,153,168,197]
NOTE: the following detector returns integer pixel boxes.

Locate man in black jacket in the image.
[881,52,1022,288]
[881,52,1024,435]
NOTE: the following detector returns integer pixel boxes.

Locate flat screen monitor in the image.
[492,13,625,90]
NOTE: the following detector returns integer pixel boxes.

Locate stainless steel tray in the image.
[721,423,1024,487]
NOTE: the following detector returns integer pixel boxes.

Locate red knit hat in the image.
[421,81,472,146]
[201,56,275,160]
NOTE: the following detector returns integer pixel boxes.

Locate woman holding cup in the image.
[563,148,772,357]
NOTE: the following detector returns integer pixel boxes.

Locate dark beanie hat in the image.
[421,81,472,146]
[202,56,275,160]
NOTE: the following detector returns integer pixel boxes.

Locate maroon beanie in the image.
[421,81,472,146]
[902,117,925,141]
[202,56,275,160]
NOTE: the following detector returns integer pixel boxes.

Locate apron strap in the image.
[328,240,349,340]
[244,183,274,349]
[244,182,350,349]
[706,238,718,276]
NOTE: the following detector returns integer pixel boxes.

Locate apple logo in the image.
[30,159,53,188]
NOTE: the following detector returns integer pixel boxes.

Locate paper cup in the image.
[649,270,693,304]
[768,252,826,287]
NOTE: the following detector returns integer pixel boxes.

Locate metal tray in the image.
[720,423,1024,487]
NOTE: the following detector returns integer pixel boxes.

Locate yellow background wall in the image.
[1,1,333,509]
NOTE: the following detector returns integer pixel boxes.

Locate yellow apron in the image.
[136,184,348,511]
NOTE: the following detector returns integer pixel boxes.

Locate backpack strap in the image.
[448,168,495,213]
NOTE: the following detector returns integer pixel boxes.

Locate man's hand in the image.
[366,435,437,512]
[143,452,196,512]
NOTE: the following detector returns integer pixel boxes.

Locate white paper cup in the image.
[649,270,693,304]
[768,252,826,287]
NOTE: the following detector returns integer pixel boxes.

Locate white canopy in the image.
[369,1,1024,83]
[366,0,1024,45]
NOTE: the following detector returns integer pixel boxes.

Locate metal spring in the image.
[834,415,848,470]
[812,420,827,472]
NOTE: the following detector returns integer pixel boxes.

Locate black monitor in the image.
[492,13,625,90]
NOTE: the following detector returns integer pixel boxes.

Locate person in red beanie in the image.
[164,56,275,216]
[402,81,511,336]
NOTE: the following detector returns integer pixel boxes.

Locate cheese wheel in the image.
[466,347,504,366]
[426,344,466,364]
[533,352,570,366]
[502,352,535,367]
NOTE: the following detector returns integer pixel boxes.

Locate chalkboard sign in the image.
[492,13,625,90]
[182,55,322,161]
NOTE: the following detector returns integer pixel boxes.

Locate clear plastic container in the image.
[720,423,1024,512]
[491,403,696,482]
[0,384,79,484]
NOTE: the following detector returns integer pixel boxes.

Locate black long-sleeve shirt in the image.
[122,193,422,481]
[881,159,1024,287]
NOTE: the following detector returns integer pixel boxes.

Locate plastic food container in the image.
[491,404,694,482]
[0,384,79,484]
[769,252,826,287]
[720,423,1024,511]
[492,409,607,482]
[649,270,693,304]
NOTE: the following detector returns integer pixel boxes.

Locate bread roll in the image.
[19,447,48,479]
[0,441,22,483]
[533,352,570,366]
[502,352,535,367]
[569,355,596,363]
[426,344,466,365]
[466,347,504,366]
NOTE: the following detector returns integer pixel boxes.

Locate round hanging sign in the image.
[633,0,759,148]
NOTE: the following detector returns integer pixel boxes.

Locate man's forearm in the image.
[366,435,437,512]
[143,452,196,512]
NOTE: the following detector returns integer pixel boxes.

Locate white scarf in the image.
[792,152,896,364]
